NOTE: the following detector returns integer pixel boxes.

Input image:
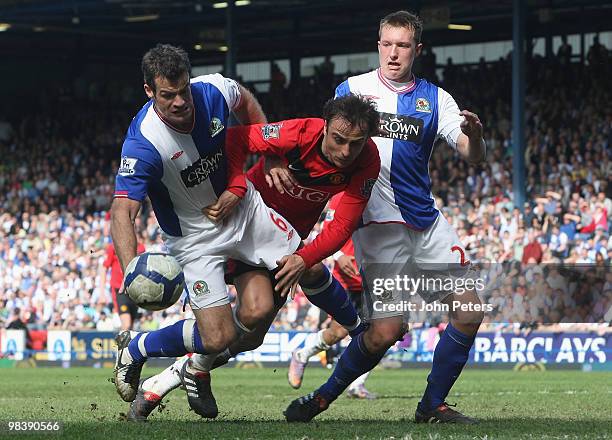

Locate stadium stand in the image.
[0,47,610,339]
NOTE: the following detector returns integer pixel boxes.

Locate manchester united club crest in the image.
[329,173,345,185]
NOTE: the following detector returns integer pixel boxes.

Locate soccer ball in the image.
[123,252,185,311]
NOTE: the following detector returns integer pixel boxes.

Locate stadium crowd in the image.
[1,44,610,343]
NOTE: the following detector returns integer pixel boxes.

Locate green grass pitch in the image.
[0,366,609,439]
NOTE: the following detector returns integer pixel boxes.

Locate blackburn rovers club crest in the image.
[329,173,345,185]
[415,97,431,113]
[193,280,209,296]
[261,123,283,140]
[209,117,224,137]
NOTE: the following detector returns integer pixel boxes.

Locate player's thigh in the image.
[353,224,415,322]
[414,214,473,304]
[183,254,236,351]
[232,183,301,271]
[415,214,468,264]
[234,268,277,324]
[300,261,326,286]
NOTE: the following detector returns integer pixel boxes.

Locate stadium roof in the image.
[1,0,611,66]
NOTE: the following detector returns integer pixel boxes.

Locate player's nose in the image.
[173,95,186,108]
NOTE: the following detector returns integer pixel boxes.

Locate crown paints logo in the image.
[378,112,424,142]
[180,151,224,188]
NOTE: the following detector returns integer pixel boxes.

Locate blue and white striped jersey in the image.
[336,69,463,231]
[114,74,241,237]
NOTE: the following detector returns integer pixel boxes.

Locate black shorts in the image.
[112,288,139,319]
[225,260,285,309]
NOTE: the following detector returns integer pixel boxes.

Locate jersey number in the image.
[451,246,470,267]
[270,212,288,233]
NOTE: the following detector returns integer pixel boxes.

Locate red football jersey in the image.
[225,118,380,268]
[324,193,363,292]
[103,242,146,290]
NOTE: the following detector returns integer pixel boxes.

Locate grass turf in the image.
[0,366,609,439]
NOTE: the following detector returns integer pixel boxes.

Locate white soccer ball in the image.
[123,252,185,311]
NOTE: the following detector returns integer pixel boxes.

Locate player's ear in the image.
[144,83,154,99]
[415,42,424,57]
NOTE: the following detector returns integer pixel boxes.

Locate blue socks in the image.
[301,266,360,330]
[317,333,384,402]
[127,319,207,362]
[418,322,475,411]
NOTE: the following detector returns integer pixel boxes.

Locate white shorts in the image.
[353,214,470,321]
[164,182,301,310]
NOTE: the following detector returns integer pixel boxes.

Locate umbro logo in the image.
[171,150,184,160]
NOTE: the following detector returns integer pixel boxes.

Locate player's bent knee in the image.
[237,303,275,329]
[300,262,325,286]
[198,323,236,354]
[364,320,405,354]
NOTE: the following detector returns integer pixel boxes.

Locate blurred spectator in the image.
[557,35,572,65]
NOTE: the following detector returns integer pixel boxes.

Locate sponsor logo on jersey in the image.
[361,178,377,198]
[180,151,224,188]
[209,117,224,137]
[261,123,283,140]
[378,112,424,142]
[415,98,431,113]
[284,184,331,203]
[193,280,209,296]
[171,150,184,160]
[118,156,138,176]
[329,173,345,185]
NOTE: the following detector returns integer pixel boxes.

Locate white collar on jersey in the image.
[377,69,417,94]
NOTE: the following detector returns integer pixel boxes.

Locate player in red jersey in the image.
[287,192,376,399]
[100,240,146,331]
[127,94,381,421]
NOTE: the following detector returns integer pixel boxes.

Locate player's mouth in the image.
[387,62,401,70]
[335,158,351,167]
[173,107,190,115]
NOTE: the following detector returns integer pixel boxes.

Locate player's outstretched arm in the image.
[456,110,486,164]
[110,197,141,272]
[233,84,267,125]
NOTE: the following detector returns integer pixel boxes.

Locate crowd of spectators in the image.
[1,41,610,344]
